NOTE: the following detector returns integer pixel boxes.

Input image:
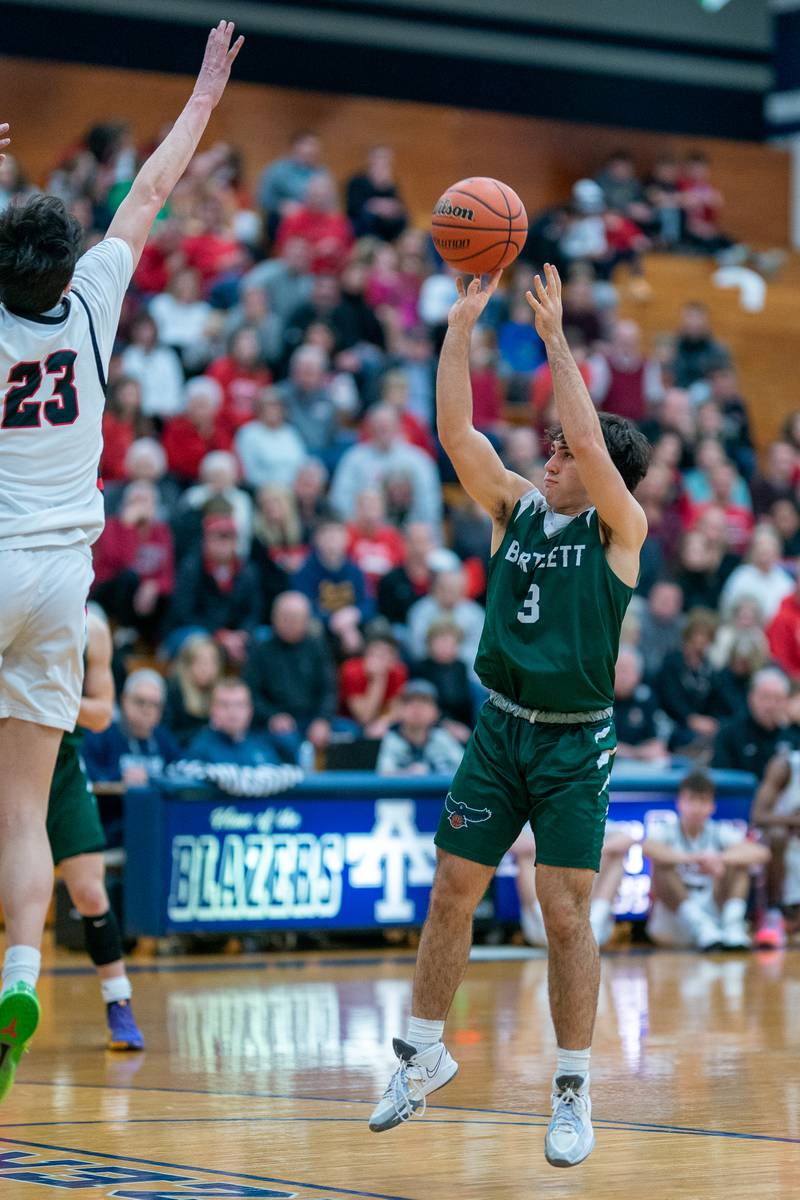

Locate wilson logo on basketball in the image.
[434,199,475,222]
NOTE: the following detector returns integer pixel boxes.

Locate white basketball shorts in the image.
[647,891,717,948]
[0,545,94,731]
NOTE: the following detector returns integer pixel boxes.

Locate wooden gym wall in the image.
[0,57,789,248]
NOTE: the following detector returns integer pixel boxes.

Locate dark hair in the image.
[85,122,128,165]
[0,195,83,315]
[212,676,252,699]
[678,769,715,799]
[547,412,652,493]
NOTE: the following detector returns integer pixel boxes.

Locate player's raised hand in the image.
[0,124,11,166]
[525,262,564,344]
[193,20,245,109]
[448,270,503,332]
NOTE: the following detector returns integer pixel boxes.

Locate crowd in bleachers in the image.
[7,126,800,855]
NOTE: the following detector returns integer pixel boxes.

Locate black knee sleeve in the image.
[82,910,123,967]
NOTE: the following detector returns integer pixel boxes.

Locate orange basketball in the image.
[431,177,528,275]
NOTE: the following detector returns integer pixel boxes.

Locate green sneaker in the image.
[0,982,40,1103]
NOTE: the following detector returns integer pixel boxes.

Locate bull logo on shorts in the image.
[445,793,492,829]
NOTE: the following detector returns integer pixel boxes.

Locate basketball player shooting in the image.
[0,20,243,1102]
[370,263,651,1168]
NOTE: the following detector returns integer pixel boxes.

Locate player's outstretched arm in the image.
[106,20,244,267]
[437,272,532,527]
[526,264,647,551]
[77,611,115,734]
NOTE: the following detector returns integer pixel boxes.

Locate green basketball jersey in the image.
[473,488,634,713]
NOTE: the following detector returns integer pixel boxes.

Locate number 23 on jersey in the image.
[1,351,79,428]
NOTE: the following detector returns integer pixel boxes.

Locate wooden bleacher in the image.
[617,253,800,451]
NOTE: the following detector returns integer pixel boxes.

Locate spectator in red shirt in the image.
[767,578,800,681]
[275,174,354,275]
[347,489,407,592]
[92,480,175,644]
[679,152,733,256]
[181,190,245,288]
[470,328,505,436]
[365,370,434,456]
[132,218,184,296]
[686,461,754,556]
[162,376,231,484]
[101,377,149,482]
[339,623,408,735]
[531,327,596,423]
[366,241,420,332]
[594,319,664,423]
[207,325,272,435]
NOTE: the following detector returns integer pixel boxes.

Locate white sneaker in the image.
[368,1039,459,1132]
[680,902,723,952]
[721,917,751,951]
[520,902,548,947]
[693,913,725,952]
[589,905,614,948]
[545,1073,595,1168]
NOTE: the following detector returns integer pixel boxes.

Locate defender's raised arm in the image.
[106,20,244,266]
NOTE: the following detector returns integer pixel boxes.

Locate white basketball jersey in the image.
[0,236,133,550]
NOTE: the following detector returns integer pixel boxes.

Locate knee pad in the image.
[82,910,123,967]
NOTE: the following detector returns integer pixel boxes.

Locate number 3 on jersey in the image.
[1,351,79,429]
[517,582,540,624]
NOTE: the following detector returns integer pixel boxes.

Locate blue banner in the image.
[125,770,755,936]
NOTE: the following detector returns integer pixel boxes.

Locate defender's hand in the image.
[525,262,564,344]
[0,124,11,165]
[447,270,503,333]
[193,20,244,109]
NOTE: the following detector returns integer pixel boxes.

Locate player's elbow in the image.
[83,702,114,734]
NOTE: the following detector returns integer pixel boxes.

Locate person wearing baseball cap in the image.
[375,678,464,777]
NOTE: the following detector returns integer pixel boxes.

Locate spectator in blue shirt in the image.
[257,131,328,238]
[188,679,282,766]
[83,669,180,786]
[293,515,374,656]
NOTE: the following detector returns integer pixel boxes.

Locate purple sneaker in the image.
[106,1000,144,1051]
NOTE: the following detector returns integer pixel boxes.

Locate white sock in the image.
[556,1047,591,1083]
[101,976,132,1005]
[406,1015,445,1049]
[2,945,41,994]
[721,897,746,926]
[590,898,611,924]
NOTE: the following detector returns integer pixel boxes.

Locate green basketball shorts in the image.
[435,702,617,872]
[47,741,107,866]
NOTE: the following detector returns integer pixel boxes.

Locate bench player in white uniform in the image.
[643,769,768,951]
[0,21,243,1102]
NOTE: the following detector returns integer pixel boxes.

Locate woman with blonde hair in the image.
[164,634,223,747]
[252,483,305,570]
